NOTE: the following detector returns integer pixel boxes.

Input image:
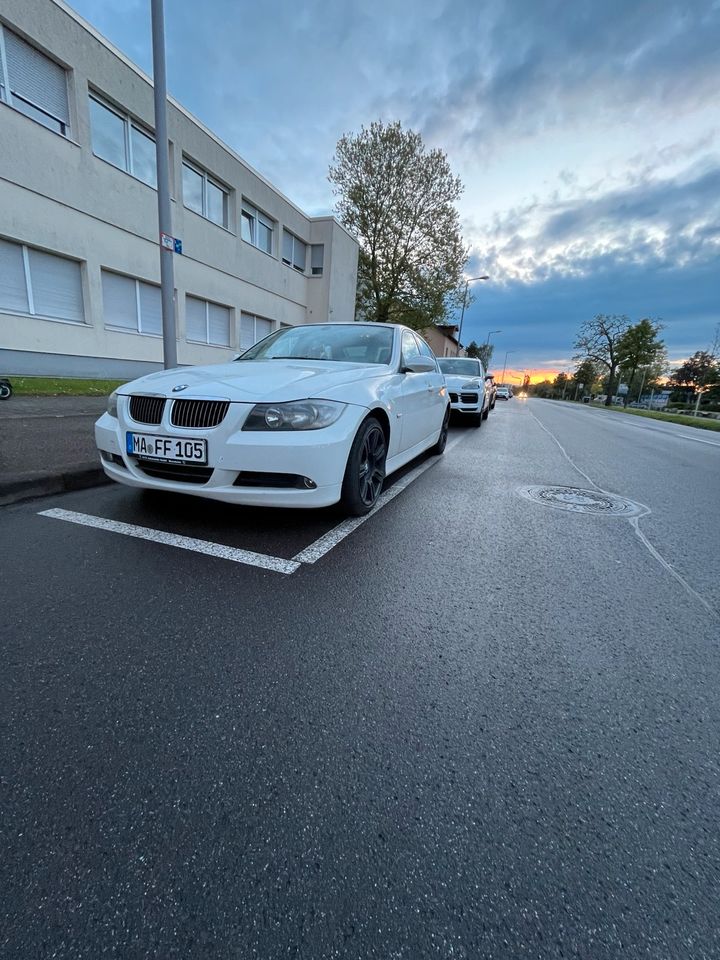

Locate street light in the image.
[501,350,514,384]
[457,275,489,354]
[485,329,501,345]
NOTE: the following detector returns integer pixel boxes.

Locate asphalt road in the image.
[1,400,718,959]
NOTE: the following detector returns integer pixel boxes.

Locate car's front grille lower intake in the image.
[136,461,214,484]
[460,392,478,404]
[129,395,166,425]
[170,399,230,429]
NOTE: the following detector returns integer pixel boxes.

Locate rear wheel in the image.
[0,380,11,400]
[340,417,387,516]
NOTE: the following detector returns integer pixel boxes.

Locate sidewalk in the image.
[0,396,110,506]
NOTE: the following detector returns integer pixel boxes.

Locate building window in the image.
[310,244,324,276]
[0,237,84,322]
[282,230,307,273]
[89,95,157,187]
[101,270,161,335]
[0,26,70,135]
[241,201,274,255]
[240,312,273,351]
[182,160,228,228]
[186,295,231,346]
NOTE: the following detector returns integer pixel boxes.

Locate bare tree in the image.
[573,314,630,406]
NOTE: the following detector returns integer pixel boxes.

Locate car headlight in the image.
[107,391,118,418]
[460,381,482,390]
[242,400,347,431]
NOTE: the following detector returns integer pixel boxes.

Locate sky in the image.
[65,0,719,383]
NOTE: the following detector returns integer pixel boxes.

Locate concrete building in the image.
[422,323,462,358]
[0,0,358,379]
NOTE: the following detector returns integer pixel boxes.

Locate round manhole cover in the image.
[517,485,648,517]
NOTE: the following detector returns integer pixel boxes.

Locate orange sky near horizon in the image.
[488,367,562,385]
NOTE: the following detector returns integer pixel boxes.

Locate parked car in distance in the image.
[496,385,511,400]
[485,373,497,409]
[95,323,451,516]
[436,357,490,427]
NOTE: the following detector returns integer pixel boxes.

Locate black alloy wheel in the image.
[430,405,451,454]
[341,417,387,516]
[0,379,12,400]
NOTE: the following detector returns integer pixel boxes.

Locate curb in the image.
[0,465,111,507]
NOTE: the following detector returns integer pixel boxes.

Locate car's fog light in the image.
[303,477,317,489]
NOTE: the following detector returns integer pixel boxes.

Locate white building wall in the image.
[0,0,358,377]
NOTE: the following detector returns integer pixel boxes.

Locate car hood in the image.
[442,374,484,389]
[118,359,389,403]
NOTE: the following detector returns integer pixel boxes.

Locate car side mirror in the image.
[402,357,437,374]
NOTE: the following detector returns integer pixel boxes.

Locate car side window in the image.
[415,334,438,366]
[401,330,422,367]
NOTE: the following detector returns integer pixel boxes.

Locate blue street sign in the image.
[174,238,183,254]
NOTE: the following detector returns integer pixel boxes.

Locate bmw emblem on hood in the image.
[172,384,189,392]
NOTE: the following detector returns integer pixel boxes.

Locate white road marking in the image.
[294,434,465,564]
[39,432,468,574]
[39,508,300,575]
[530,408,717,620]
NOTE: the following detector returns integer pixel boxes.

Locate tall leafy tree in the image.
[668,351,720,399]
[617,318,666,403]
[329,120,468,329]
[573,314,630,405]
[466,341,494,370]
[573,359,600,397]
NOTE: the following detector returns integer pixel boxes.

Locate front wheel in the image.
[340,417,387,516]
[430,405,451,454]
[0,380,12,400]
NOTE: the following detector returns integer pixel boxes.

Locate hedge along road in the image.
[1,401,718,960]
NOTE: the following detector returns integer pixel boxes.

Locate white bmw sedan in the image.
[95,323,450,515]
[436,357,490,427]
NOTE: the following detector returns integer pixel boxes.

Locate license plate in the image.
[126,432,208,464]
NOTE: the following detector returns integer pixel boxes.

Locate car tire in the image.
[0,380,12,400]
[482,402,490,421]
[490,400,495,410]
[430,405,451,454]
[340,416,387,517]
[470,412,482,428]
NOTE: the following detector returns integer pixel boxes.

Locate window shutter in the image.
[208,303,230,346]
[5,30,69,125]
[282,230,293,264]
[293,238,306,272]
[102,271,137,330]
[186,296,207,342]
[0,238,30,314]
[240,313,256,350]
[28,248,83,322]
[311,244,324,275]
[255,318,272,341]
[138,281,162,335]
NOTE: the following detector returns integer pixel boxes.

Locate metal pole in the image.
[456,281,469,356]
[501,351,512,384]
[151,0,177,369]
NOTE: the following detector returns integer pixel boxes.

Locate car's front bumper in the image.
[95,400,367,508]
[447,390,483,414]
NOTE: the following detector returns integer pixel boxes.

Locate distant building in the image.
[423,323,462,357]
[0,0,358,378]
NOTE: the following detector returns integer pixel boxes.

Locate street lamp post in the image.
[457,275,489,355]
[485,329,501,345]
[501,350,514,384]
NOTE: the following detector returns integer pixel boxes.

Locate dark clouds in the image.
[66,0,720,365]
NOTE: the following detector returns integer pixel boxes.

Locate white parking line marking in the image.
[293,434,465,564]
[39,508,300,575]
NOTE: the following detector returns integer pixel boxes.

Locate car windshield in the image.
[437,358,482,377]
[237,325,395,364]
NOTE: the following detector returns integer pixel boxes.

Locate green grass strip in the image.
[585,403,720,432]
[10,377,125,397]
